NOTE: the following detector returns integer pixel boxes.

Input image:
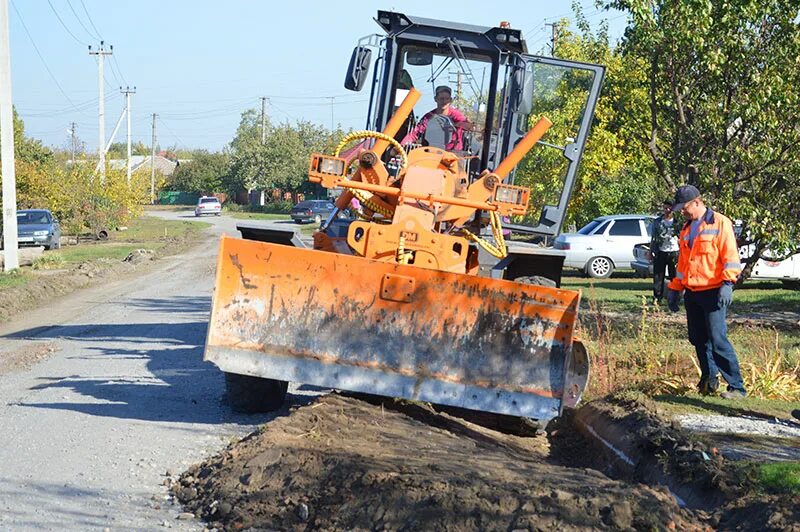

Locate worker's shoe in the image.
[720,389,746,400]
[697,378,719,396]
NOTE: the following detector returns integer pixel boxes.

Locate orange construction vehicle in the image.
[205,11,604,422]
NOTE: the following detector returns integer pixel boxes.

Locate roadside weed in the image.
[743,332,800,401]
[32,253,66,270]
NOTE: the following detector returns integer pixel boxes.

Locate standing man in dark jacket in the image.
[650,199,679,303]
[666,185,747,399]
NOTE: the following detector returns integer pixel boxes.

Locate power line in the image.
[10,1,82,112]
[157,116,188,150]
[46,0,90,46]
[79,0,103,40]
[66,0,99,40]
[111,55,128,86]
[76,0,129,87]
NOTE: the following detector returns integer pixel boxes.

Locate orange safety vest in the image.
[667,208,742,292]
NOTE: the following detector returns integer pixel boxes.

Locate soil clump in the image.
[174,393,695,531]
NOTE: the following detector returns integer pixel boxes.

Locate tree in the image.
[106,141,150,159]
[608,0,800,273]
[167,150,230,194]
[514,8,660,229]
[228,109,346,196]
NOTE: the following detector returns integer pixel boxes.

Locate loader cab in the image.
[345,10,604,238]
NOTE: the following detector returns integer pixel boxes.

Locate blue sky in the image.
[9,1,627,153]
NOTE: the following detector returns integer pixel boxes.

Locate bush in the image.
[32,253,66,270]
[262,200,293,214]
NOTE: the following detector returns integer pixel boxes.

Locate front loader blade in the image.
[206,236,588,421]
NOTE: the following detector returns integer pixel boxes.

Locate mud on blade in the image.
[206,236,588,421]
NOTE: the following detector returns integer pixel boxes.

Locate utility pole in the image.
[260,96,268,144]
[0,0,18,270]
[89,41,112,181]
[150,113,157,204]
[545,23,558,57]
[456,72,462,101]
[69,121,77,163]
[121,86,136,184]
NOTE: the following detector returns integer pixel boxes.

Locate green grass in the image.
[562,273,800,314]
[56,243,164,263]
[230,212,291,222]
[113,216,210,242]
[0,269,29,289]
[757,462,800,494]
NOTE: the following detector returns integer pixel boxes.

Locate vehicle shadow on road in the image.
[4,296,309,426]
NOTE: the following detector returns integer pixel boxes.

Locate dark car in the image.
[11,209,62,250]
[291,200,336,224]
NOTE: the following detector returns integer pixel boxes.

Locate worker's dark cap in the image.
[434,85,452,96]
[673,185,700,211]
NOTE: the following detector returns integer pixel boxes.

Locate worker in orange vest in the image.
[666,185,746,399]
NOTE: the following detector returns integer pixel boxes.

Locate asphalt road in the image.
[0,210,311,530]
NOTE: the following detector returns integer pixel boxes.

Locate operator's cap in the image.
[672,184,700,211]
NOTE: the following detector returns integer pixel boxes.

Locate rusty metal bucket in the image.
[205,236,588,421]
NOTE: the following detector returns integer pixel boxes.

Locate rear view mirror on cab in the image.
[405,49,433,66]
[344,46,373,91]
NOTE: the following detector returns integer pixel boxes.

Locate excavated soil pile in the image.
[174,394,696,531]
[567,395,800,531]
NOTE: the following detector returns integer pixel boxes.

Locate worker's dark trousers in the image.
[684,288,746,392]
[652,251,677,300]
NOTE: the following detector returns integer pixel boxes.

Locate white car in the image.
[553,214,655,278]
[195,196,221,217]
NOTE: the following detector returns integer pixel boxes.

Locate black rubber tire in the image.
[781,279,800,290]
[514,275,558,288]
[585,256,614,279]
[224,372,288,413]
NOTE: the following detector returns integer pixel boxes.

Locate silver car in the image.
[195,196,222,216]
[553,214,655,278]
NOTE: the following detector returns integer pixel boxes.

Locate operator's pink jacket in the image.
[400,107,468,151]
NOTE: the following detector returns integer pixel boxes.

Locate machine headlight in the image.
[33,230,50,236]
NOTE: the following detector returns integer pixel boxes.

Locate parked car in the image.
[291,200,337,224]
[632,242,800,289]
[553,214,655,278]
[4,209,62,250]
[195,196,221,216]
[632,243,653,278]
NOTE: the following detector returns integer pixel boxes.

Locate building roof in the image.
[108,155,179,176]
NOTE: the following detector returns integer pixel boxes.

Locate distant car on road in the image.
[2,209,62,250]
[553,214,655,278]
[291,200,337,224]
[195,196,222,217]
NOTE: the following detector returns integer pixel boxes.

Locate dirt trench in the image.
[173,394,707,531]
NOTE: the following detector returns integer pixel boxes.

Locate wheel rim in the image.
[314,215,322,224]
[590,258,611,277]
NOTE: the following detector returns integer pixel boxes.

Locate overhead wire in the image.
[46,0,90,46]
[66,0,99,40]
[11,1,84,113]
[79,0,103,39]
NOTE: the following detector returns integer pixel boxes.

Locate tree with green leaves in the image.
[106,141,150,159]
[228,109,346,197]
[167,150,230,194]
[515,8,660,229]
[608,0,800,274]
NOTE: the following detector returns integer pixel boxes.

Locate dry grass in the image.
[580,290,800,402]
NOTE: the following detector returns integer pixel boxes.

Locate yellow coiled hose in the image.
[334,130,408,220]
